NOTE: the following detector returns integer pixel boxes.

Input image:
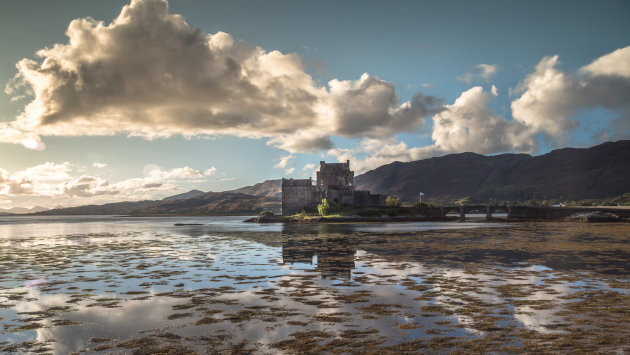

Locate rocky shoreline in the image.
[244,214,460,223]
[245,211,627,224]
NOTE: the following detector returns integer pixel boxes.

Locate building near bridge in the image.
[281,160,386,215]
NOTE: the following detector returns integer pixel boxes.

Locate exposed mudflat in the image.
[0,216,628,353]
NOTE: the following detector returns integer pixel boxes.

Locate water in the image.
[0,216,628,353]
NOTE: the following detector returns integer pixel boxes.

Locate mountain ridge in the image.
[354,140,630,203]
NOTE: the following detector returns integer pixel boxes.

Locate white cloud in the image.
[327,138,442,174]
[476,64,499,80]
[1,0,441,154]
[14,162,71,182]
[457,72,473,84]
[337,47,630,174]
[0,162,217,202]
[580,46,630,79]
[274,155,295,175]
[302,163,317,178]
[512,47,630,142]
[0,123,46,150]
[267,130,333,153]
[92,162,107,168]
[62,175,115,197]
[458,63,499,83]
[328,74,443,138]
[21,137,46,151]
[302,163,316,172]
[327,87,537,173]
[432,86,536,154]
[147,166,204,180]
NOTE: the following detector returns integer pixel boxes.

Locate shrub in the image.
[317,198,333,216]
[260,210,275,216]
[317,198,336,216]
[386,196,401,207]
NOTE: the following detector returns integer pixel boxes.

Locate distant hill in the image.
[36,191,280,216]
[354,140,630,204]
[161,189,206,201]
[0,206,49,214]
[228,179,281,197]
[131,192,280,215]
[35,200,156,215]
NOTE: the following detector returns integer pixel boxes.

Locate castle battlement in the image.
[281,161,385,215]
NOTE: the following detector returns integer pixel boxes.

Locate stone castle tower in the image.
[281,160,385,215]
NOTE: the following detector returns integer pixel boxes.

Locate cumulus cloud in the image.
[13,162,71,182]
[92,162,107,168]
[0,123,46,150]
[2,0,440,153]
[266,130,333,153]
[512,47,630,142]
[301,163,317,178]
[458,64,499,83]
[327,138,443,173]
[0,162,217,201]
[328,74,443,137]
[432,86,536,154]
[333,47,630,174]
[274,155,295,175]
[327,87,537,173]
[62,175,114,197]
[203,167,217,176]
[580,46,630,79]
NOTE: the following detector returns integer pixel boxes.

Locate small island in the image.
[246,160,630,224]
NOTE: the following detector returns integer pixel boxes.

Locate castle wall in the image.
[282,161,385,215]
[353,190,386,207]
[282,178,318,215]
[324,186,355,205]
[316,160,354,187]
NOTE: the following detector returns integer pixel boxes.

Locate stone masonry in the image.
[281,160,386,215]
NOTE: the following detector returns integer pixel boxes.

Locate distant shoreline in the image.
[245,215,487,224]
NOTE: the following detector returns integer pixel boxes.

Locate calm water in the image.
[0,216,628,353]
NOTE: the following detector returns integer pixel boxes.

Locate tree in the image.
[386,196,401,207]
[318,198,335,216]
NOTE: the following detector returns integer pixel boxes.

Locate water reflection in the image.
[282,237,356,279]
[0,217,629,353]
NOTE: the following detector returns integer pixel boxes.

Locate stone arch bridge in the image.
[418,205,630,221]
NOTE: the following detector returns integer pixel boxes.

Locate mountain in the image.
[35,200,156,215]
[0,206,49,214]
[354,140,630,203]
[161,189,206,201]
[131,192,280,215]
[228,179,281,198]
[36,192,280,216]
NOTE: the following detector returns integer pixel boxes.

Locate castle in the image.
[281,160,386,215]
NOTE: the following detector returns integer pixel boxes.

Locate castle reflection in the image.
[281,225,357,279]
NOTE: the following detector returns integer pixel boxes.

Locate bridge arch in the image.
[439,205,508,221]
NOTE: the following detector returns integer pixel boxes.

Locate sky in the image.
[0,0,629,209]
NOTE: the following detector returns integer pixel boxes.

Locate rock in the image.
[564,211,620,222]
